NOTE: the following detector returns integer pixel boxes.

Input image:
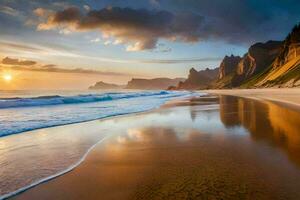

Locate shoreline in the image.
[0,107,169,200]
[10,93,300,199]
[203,88,300,110]
[0,137,108,200]
[5,89,300,199]
[0,94,198,200]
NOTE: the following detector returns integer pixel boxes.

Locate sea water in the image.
[0,90,196,199]
[0,90,193,137]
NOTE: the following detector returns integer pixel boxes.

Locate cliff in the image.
[126,78,185,90]
[89,81,124,90]
[169,68,219,90]
[218,55,242,79]
[216,41,282,88]
[254,24,300,87]
[215,55,242,88]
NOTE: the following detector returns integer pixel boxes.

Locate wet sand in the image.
[10,95,300,200]
[204,88,300,109]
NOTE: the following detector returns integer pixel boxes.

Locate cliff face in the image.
[126,78,185,90]
[216,40,282,88]
[237,41,282,78]
[255,24,300,87]
[171,23,300,90]
[218,55,241,79]
[169,68,219,90]
[89,81,124,89]
[233,40,282,87]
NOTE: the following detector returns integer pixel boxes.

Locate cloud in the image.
[165,0,300,44]
[35,6,204,51]
[140,57,222,64]
[9,65,128,76]
[2,57,36,65]
[0,57,130,76]
[0,41,44,53]
[33,8,49,17]
[90,37,101,43]
[0,5,19,16]
[83,5,90,11]
[0,40,86,58]
[149,0,160,7]
[0,40,219,65]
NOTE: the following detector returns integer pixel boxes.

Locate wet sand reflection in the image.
[12,95,300,200]
[219,95,300,167]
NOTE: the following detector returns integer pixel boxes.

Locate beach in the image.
[204,88,300,109]
[8,89,300,200]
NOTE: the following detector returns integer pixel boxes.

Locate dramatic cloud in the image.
[2,57,36,66]
[35,6,204,51]
[164,0,300,44]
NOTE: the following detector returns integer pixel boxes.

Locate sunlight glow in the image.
[3,74,13,82]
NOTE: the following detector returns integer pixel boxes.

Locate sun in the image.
[3,74,13,82]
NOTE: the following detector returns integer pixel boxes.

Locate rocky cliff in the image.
[169,23,300,90]
[216,41,282,88]
[218,55,241,79]
[169,68,219,90]
[89,81,124,89]
[254,24,300,87]
[215,55,242,88]
[126,78,185,90]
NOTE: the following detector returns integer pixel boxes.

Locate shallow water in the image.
[8,95,300,200]
[0,90,192,137]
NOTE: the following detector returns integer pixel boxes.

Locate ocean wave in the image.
[0,136,108,200]
[0,91,171,109]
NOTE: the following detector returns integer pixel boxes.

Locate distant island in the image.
[125,78,185,90]
[89,81,125,90]
[89,78,185,90]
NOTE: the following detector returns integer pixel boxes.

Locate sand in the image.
[203,88,300,110]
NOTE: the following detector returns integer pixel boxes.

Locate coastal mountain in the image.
[216,41,282,88]
[173,23,300,90]
[217,23,300,88]
[218,55,242,79]
[215,55,242,88]
[125,78,185,90]
[168,68,219,90]
[89,81,124,89]
[253,24,300,87]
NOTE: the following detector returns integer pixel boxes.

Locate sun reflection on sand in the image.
[219,95,300,167]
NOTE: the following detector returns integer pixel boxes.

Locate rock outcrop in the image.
[218,55,241,79]
[255,23,300,87]
[126,78,185,90]
[169,68,219,90]
[89,81,124,90]
[216,41,282,88]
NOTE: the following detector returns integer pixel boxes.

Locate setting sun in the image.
[3,74,12,82]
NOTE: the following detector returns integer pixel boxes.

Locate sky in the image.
[0,0,299,90]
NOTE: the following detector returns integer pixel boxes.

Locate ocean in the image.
[0,90,194,137]
[0,89,196,199]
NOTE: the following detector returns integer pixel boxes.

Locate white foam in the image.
[0,136,108,200]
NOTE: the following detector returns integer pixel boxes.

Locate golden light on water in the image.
[3,73,13,82]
